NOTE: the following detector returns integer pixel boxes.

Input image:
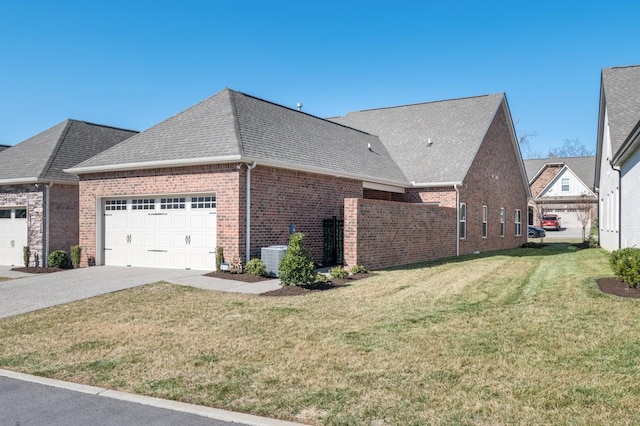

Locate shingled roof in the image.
[601,65,640,156]
[0,120,137,184]
[330,93,508,185]
[524,156,595,191]
[69,89,408,186]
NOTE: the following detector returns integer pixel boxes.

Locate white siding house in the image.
[595,65,640,251]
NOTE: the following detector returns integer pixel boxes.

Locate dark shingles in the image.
[524,156,596,190]
[602,65,640,156]
[330,94,505,184]
[0,120,137,183]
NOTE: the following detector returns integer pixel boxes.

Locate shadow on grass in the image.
[382,242,597,273]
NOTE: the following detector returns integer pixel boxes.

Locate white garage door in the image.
[546,210,589,229]
[0,207,28,266]
[104,195,216,270]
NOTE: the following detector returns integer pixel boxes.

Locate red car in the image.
[541,214,561,231]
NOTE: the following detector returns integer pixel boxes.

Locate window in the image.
[482,205,488,238]
[160,197,186,210]
[105,200,127,211]
[459,203,467,239]
[561,178,570,192]
[15,209,27,218]
[0,209,10,219]
[191,196,216,209]
[500,208,505,238]
[515,209,522,236]
[132,199,155,210]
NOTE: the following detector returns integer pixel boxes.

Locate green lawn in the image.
[1,244,638,425]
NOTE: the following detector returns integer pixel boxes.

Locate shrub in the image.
[610,248,640,288]
[278,233,316,286]
[350,264,368,275]
[48,250,70,269]
[23,246,30,268]
[315,272,329,283]
[329,266,349,279]
[71,245,82,269]
[215,246,225,271]
[245,258,267,276]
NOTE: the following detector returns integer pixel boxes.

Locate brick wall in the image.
[249,166,362,262]
[530,165,562,198]
[48,184,79,254]
[0,184,44,266]
[78,164,242,267]
[457,103,528,254]
[402,187,457,207]
[343,198,456,270]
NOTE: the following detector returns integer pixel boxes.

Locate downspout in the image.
[45,182,53,267]
[245,161,257,263]
[455,184,460,257]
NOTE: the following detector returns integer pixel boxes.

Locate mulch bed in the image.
[11,267,65,273]
[597,277,640,299]
[260,273,374,297]
[204,271,273,283]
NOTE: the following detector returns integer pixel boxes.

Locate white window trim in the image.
[515,209,522,236]
[500,207,505,238]
[459,203,467,240]
[482,205,488,239]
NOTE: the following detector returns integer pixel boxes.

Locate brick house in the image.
[0,120,137,266]
[524,156,596,231]
[68,89,529,271]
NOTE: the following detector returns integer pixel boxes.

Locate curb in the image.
[0,369,304,426]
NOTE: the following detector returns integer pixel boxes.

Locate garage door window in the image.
[132,199,155,210]
[191,196,216,209]
[0,209,10,219]
[15,209,27,218]
[160,198,186,209]
[106,200,127,211]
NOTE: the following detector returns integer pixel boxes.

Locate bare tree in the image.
[518,131,542,159]
[548,138,594,158]
[575,194,595,241]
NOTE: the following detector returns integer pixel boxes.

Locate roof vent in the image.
[427,138,433,147]
[296,102,303,111]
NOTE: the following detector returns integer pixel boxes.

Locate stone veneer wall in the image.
[0,184,45,266]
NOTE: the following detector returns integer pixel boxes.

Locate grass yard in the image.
[1,244,639,425]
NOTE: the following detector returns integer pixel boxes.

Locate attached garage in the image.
[545,209,591,229]
[0,207,28,266]
[102,194,216,270]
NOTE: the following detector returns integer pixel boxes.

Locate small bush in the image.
[23,246,30,268]
[279,233,316,286]
[610,248,640,288]
[215,246,225,271]
[245,258,267,276]
[48,250,70,269]
[329,266,349,279]
[315,272,329,283]
[350,264,368,275]
[71,245,82,269]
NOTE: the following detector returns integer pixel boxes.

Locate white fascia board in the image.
[64,155,243,175]
[410,181,462,188]
[0,178,77,186]
[241,156,409,188]
[363,181,405,193]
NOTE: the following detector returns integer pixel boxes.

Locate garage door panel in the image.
[103,195,216,270]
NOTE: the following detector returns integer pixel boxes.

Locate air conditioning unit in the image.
[261,245,288,277]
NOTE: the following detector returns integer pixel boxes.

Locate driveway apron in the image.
[0,266,203,319]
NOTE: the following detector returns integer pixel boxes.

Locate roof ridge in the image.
[604,64,640,71]
[40,119,73,179]
[65,119,139,134]
[227,90,245,154]
[344,93,502,114]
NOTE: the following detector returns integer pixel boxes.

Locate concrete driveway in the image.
[0,266,204,319]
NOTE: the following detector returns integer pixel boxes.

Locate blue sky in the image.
[1,1,638,157]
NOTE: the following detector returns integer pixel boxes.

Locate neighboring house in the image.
[0,120,137,266]
[595,65,640,250]
[524,156,597,229]
[67,89,530,271]
[0,144,10,152]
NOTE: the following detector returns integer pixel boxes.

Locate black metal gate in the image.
[323,216,344,265]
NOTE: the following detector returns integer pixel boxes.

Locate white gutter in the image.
[410,181,464,188]
[64,155,244,175]
[0,178,79,186]
[45,182,53,267]
[245,161,256,263]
